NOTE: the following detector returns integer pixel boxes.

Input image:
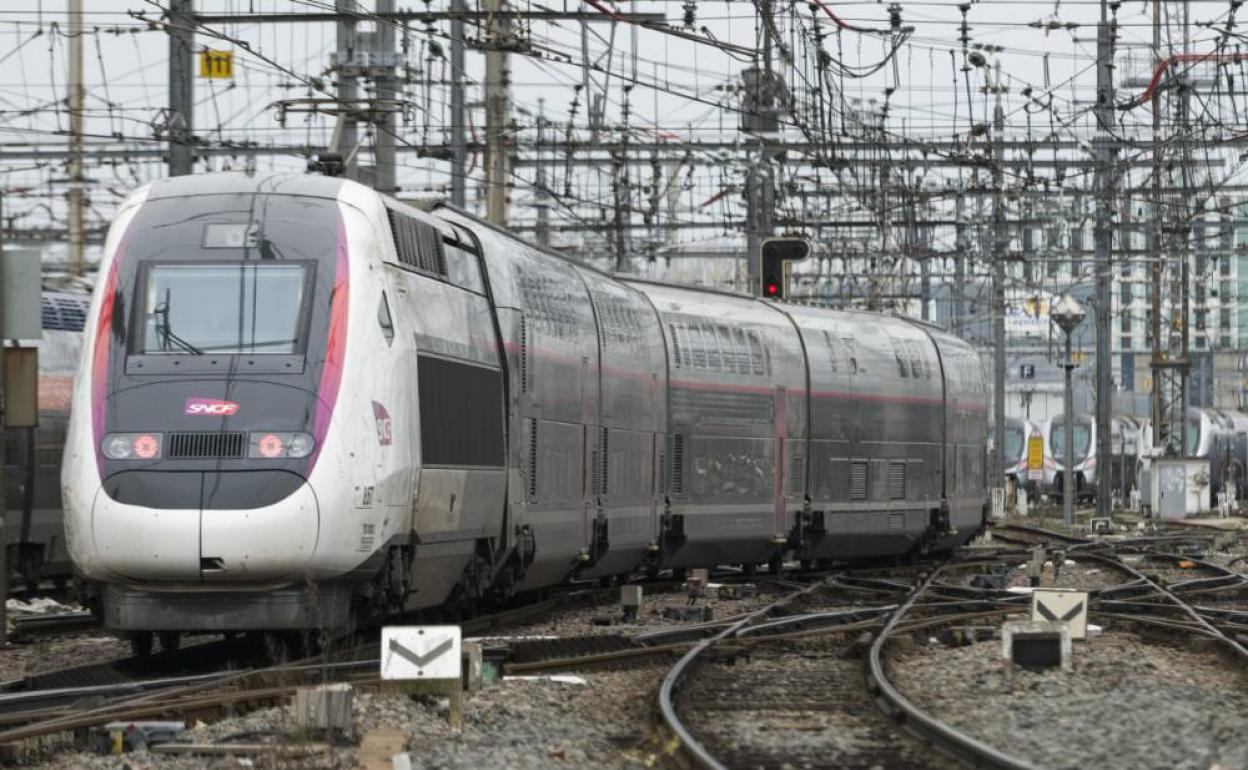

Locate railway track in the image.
[0,571,766,762]
[652,542,1248,770]
[659,575,960,770]
[655,564,1024,769]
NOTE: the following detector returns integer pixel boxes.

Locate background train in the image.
[1042,412,1141,505]
[998,417,1041,501]
[1136,408,1248,508]
[62,173,990,651]
[2,291,89,591]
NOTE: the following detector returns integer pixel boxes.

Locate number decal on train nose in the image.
[185,398,241,416]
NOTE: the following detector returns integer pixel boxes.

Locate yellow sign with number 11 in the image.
[199,50,233,79]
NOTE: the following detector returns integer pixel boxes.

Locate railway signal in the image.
[758,237,810,300]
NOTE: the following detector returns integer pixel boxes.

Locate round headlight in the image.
[103,435,132,459]
[288,434,315,458]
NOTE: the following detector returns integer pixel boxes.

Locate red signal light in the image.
[257,434,285,458]
[133,434,160,459]
[765,281,780,296]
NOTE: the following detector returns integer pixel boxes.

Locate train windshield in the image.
[1186,419,1201,455]
[140,263,308,354]
[1050,422,1091,460]
[1003,426,1025,462]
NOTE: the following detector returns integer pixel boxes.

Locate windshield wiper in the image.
[154,289,203,355]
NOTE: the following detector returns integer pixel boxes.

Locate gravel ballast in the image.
[889,626,1248,770]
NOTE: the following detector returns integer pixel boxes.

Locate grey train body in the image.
[67,174,989,634]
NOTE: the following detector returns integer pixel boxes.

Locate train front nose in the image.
[90,470,319,583]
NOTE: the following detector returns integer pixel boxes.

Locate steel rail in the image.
[867,565,1045,770]
[657,579,827,770]
[660,561,1039,770]
[1078,552,1248,660]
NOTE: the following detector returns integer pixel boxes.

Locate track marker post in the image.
[379,626,464,729]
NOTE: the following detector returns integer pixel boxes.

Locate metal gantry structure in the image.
[6,0,1248,509]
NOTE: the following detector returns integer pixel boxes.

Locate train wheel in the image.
[129,632,154,657]
[263,632,295,664]
[158,631,181,653]
[768,555,784,576]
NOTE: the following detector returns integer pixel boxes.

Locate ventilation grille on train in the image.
[167,432,246,459]
[387,209,447,275]
[849,461,868,500]
[671,434,686,495]
[519,316,531,393]
[789,452,806,495]
[527,418,539,500]
[888,462,906,500]
[594,427,608,496]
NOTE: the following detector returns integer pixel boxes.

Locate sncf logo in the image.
[185,398,240,416]
[372,401,393,446]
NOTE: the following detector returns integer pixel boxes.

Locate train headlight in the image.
[102,433,163,460]
[288,433,315,458]
[248,432,315,459]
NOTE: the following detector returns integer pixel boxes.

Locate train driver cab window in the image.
[139,263,310,355]
[445,242,485,294]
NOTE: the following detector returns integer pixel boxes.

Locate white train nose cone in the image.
[90,490,201,581]
[199,482,320,582]
[90,479,320,583]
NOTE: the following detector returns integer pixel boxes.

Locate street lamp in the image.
[1052,294,1086,529]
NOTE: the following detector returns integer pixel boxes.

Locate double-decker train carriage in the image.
[62,173,989,648]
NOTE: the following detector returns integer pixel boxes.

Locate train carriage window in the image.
[891,338,909,378]
[732,328,750,373]
[905,340,923,379]
[703,324,722,371]
[717,326,736,372]
[747,331,766,375]
[444,243,484,294]
[689,325,708,369]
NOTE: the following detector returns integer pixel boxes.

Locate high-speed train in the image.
[998,417,1041,501]
[3,291,90,590]
[63,173,989,651]
[1044,412,1140,504]
[1137,408,1248,506]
